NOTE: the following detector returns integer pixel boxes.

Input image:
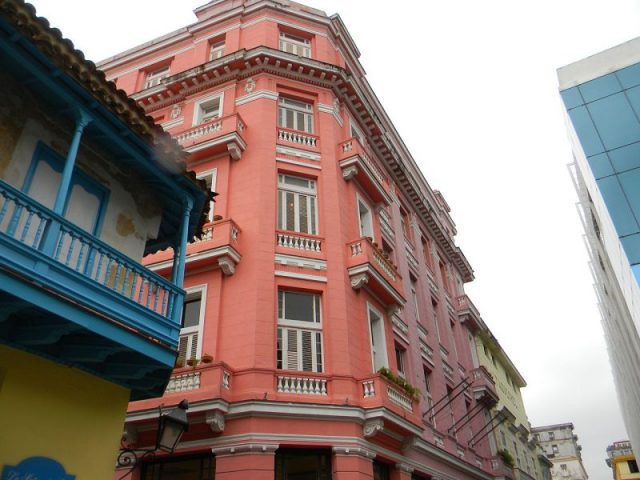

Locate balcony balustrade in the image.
[276,230,323,253]
[0,179,183,399]
[173,113,246,161]
[145,218,241,276]
[276,374,328,396]
[359,374,421,426]
[470,366,499,407]
[338,137,391,206]
[347,236,404,308]
[457,294,482,331]
[277,127,319,150]
[491,455,515,479]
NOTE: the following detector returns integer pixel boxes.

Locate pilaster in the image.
[212,443,278,480]
[332,446,376,480]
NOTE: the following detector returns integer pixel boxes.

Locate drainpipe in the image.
[171,196,193,324]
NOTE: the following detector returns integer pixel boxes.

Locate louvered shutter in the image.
[301,330,313,371]
[286,328,299,370]
[279,327,322,372]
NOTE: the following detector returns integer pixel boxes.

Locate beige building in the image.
[532,423,588,480]
[463,302,552,480]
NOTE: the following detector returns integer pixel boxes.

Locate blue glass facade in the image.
[562,63,640,284]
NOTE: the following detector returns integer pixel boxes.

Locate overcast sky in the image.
[29,1,640,478]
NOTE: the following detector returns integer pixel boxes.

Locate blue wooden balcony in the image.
[0,179,184,400]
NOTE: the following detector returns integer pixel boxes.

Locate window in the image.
[421,235,433,268]
[209,40,225,60]
[194,94,223,125]
[277,174,317,235]
[350,118,364,145]
[423,365,434,417]
[439,261,450,293]
[279,31,311,57]
[24,143,109,237]
[357,196,374,239]
[394,344,405,377]
[178,288,206,361]
[372,461,390,480]
[549,432,555,441]
[142,453,215,479]
[278,97,314,133]
[432,298,441,341]
[411,278,421,323]
[277,291,323,372]
[144,66,169,89]
[560,464,567,471]
[552,444,559,454]
[196,169,217,222]
[629,460,639,474]
[400,207,412,240]
[275,449,331,480]
[368,305,388,372]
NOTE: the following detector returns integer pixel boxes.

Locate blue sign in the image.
[1,457,75,480]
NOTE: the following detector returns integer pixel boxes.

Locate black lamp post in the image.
[117,400,189,478]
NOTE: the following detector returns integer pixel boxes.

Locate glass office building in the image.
[559,38,640,457]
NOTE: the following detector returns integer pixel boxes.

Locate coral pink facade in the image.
[101,1,502,479]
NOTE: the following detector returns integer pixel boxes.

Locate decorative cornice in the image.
[235,89,279,106]
[332,446,376,459]
[274,271,327,283]
[363,419,384,438]
[274,253,327,270]
[206,411,225,433]
[212,443,278,456]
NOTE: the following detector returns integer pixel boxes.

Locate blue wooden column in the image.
[41,110,92,257]
[53,110,92,215]
[171,196,193,323]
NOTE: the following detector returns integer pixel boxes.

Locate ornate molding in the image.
[206,411,225,433]
[332,446,376,459]
[218,257,236,275]
[350,272,369,289]
[396,463,415,473]
[342,165,358,180]
[122,424,138,445]
[212,443,279,456]
[245,77,256,93]
[363,419,384,438]
[227,142,242,160]
[401,435,420,452]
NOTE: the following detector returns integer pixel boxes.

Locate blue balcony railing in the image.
[0,179,182,347]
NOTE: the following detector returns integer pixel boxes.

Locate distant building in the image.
[465,307,553,480]
[532,424,588,480]
[607,440,640,480]
[0,0,208,477]
[557,38,640,455]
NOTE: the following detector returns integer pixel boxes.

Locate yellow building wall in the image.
[615,456,640,480]
[0,344,129,479]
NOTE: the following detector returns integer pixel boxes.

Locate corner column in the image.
[212,443,277,480]
[391,463,414,480]
[332,446,375,480]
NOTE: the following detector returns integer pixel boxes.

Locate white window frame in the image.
[277,174,318,235]
[196,169,218,222]
[193,92,224,125]
[209,40,225,60]
[279,31,311,58]
[367,303,388,372]
[277,290,323,372]
[278,97,314,133]
[410,280,420,323]
[144,66,169,89]
[394,343,406,377]
[349,116,364,145]
[178,285,207,361]
[357,194,374,240]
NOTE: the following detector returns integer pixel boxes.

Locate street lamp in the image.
[117,400,189,477]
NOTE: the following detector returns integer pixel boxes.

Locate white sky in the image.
[28,1,640,478]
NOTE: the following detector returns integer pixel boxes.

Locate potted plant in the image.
[201,353,214,364]
[187,356,199,368]
[175,356,185,368]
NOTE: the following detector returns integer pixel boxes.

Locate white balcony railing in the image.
[277,375,327,395]
[276,232,321,252]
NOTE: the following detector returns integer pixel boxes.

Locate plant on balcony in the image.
[201,353,214,364]
[499,449,515,469]
[175,356,185,368]
[187,356,200,368]
[378,367,421,399]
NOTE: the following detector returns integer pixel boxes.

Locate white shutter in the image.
[279,327,322,372]
[178,332,199,360]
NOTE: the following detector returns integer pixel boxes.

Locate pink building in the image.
[101,1,501,479]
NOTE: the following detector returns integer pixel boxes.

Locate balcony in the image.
[338,138,391,206]
[0,180,182,399]
[277,127,320,152]
[145,218,241,276]
[360,374,422,431]
[347,237,404,308]
[172,113,246,161]
[491,456,515,480]
[457,294,482,331]
[470,366,499,407]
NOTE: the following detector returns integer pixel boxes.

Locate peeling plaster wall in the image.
[0,72,161,262]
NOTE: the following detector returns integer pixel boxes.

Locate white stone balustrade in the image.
[373,249,397,280]
[276,232,321,252]
[278,128,318,147]
[165,371,201,393]
[174,119,222,144]
[277,375,327,395]
[362,379,376,398]
[387,385,413,411]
